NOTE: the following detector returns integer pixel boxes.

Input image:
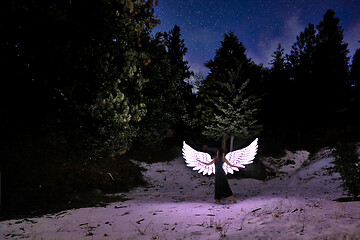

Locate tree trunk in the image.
[221,134,227,151]
[229,136,234,152]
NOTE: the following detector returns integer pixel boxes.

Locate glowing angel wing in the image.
[182,141,215,175]
[223,138,258,174]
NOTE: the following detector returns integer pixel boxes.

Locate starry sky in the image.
[153,0,360,75]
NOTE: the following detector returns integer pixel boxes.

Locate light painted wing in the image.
[182,141,215,175]
[223,138,258,174]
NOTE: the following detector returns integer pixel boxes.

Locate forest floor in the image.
[1,146,360,239]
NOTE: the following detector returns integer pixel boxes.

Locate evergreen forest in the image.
[1,1,360,218]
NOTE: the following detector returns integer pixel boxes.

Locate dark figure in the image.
[183,139,258,204]
[213,149,237,204]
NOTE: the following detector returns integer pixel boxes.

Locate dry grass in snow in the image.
[1,147,360,239]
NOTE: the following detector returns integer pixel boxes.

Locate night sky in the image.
[154,0,360,75]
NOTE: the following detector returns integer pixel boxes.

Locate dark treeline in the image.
[0,0,193,217]
[195,9,360,153]
[0,1,359,217]
[263,9,360,151]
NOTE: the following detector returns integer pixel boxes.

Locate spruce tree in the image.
[350,48,360,90]
[287,23,319,145]
[202,66,261,150]
[85,0,160,154]
[285,10,350,145]
[268,44,288,105]
[164,25,192,83]
[197,32,261,150]
[263,43,295,145]
[288,23,317,85]
[269,43,288,95]
[0,0,161,156]
[196,32,252,126]
[313,9,349,107]
[271,44,286,72]
[164,25,193,119]
[136,25,192,147]
[288,23,317,109]
[333,142,360,199]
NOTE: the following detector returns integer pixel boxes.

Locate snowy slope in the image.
[1,148,360,239]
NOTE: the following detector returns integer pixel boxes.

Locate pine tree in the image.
[0,0,161,156]
[288,23,317,111]
[136,25,192,147]
[202,66,261,150]
[269,43,288,103]
[205,32,250,84]
[269,43,288,93]
[350,48,360,90]
[287,23,322,146]
[333,142,360,199]
[313,9,350,107]
[196,32,252,126]
[164,25,193,119]
[164,25,192,83]
[285,10,352,146]
[271,44,286,72]
[288,23,317,85]
[198,32,261,150]
[85,0,160,154]
[263,43,295,145]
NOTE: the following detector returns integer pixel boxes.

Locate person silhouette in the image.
[202,148,237,204]
[182,138,258,204]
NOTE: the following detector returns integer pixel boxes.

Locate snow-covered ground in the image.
[1,148,360,240]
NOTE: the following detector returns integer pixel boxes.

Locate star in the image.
[154,0,360,74]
